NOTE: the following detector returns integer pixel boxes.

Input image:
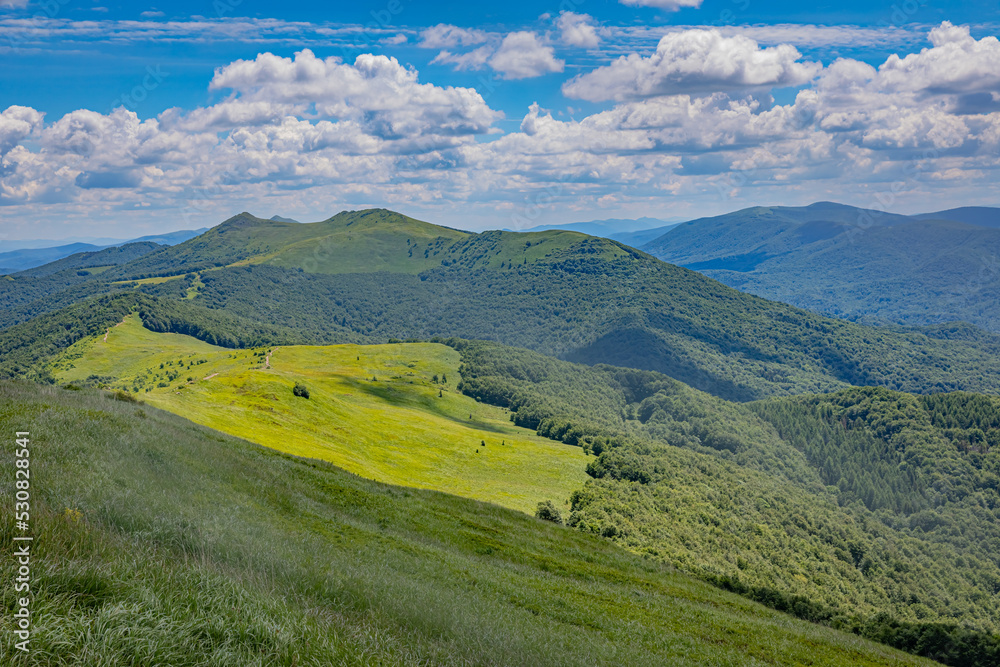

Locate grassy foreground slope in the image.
[50,316,588,514]
[0,382,931,666]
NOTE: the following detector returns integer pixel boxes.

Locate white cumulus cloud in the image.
[801,23,1000,150]
[206,50,501,146]
[557,12,600,48]
[488,32,564,80]
[876,22,1000,112]
[0,105,43,156]
[563,28,821,101]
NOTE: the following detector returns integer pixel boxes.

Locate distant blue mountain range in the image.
[0,228,207,274]
[513,216,682,246]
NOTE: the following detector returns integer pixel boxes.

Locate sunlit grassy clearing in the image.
[52,316,589,514]
[111,274,184,285]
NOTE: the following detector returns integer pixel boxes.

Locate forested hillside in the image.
[152,251,1000,400]
[642,203,1000,332]
[451,340,1000,665]
[0,242,162,329]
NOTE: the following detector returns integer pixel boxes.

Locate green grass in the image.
[0,381,933,665]
[243,211,469,274]
[50,316,588,514]
[74,265,114,276]
[111,275,184,286]
[115,209,472,279]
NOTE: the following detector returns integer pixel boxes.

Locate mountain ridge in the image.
[641,202,1000,332]
[6,208,1000,403]
[912,206,1000,228]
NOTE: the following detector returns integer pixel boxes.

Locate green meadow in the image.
[50,316,588,514]
[0,382,932,666]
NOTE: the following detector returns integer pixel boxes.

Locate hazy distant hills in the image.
[517,216,680,247]
[15,241,164,279]
[912,206,1000,228]
[0,228,207,274]
[641,202,1000,332]
[0,242,106,275]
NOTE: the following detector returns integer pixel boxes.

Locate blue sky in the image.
[0,0,998,239]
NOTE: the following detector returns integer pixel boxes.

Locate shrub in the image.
[293,383,310,399]
[535,500,563,524]
[109,390,142,405]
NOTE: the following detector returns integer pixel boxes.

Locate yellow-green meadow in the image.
[52,315,587,514]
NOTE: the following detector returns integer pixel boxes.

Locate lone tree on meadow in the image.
[292,382,310,399]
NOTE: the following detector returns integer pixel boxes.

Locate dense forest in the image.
[0,241,161,329]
